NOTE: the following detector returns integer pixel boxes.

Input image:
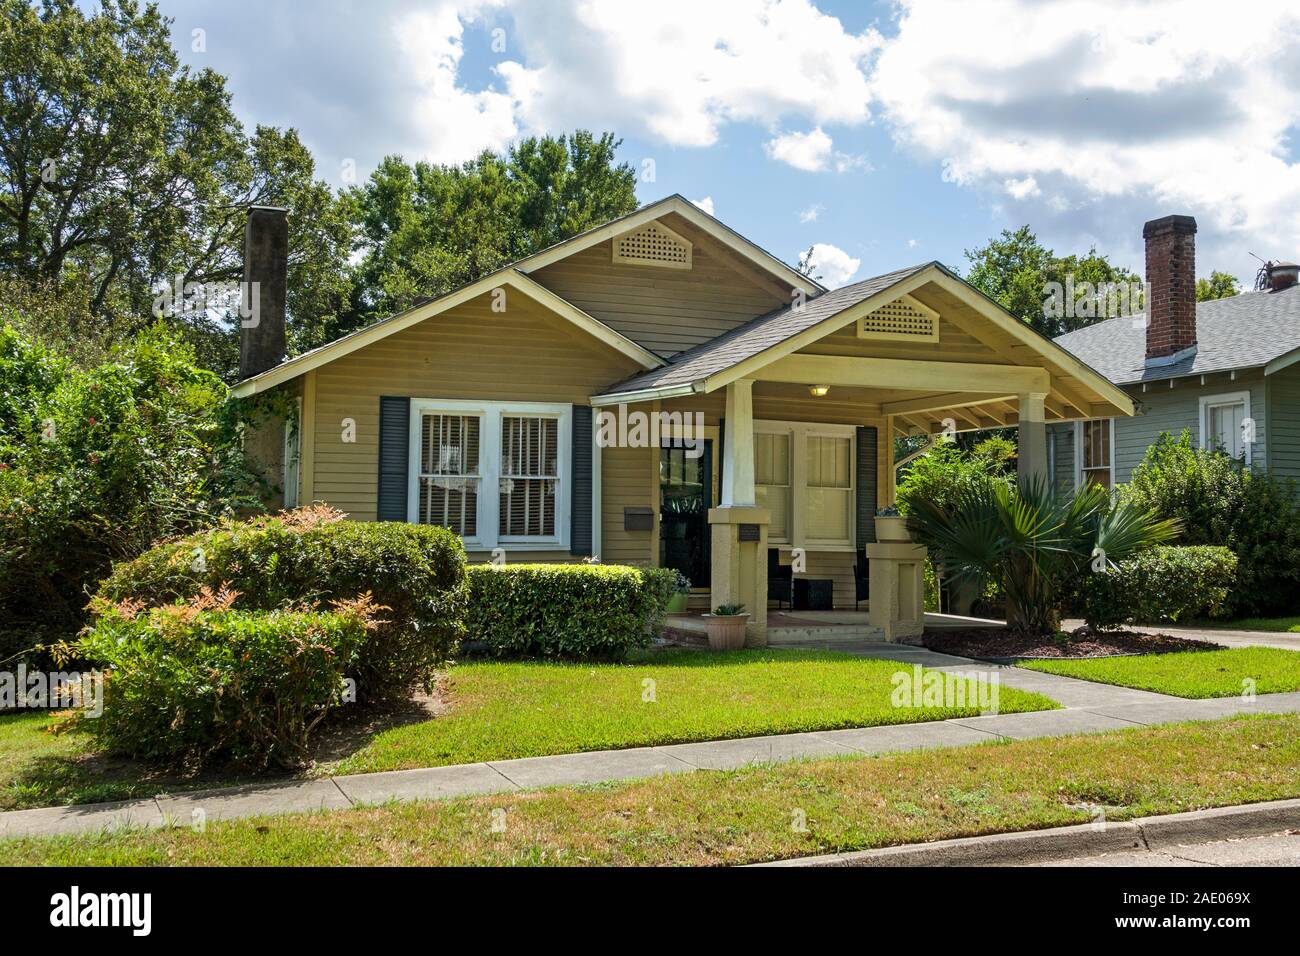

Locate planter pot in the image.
[666,592,690,613]
[703,613,750,651]
[875,515,912,542]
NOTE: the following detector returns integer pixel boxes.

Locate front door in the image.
[659,441,712,590]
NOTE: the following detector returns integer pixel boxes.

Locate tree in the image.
[963,226,1140,337]
[1196,270,1240,301]
[344,131,638,327]
[0,0,353,376]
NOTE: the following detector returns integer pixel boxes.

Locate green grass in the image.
[1193,616,1300,633]
[1020,647,1300,698]
[2,715,1296,866]
[331,649,1056,775]
[0,648,1054,811]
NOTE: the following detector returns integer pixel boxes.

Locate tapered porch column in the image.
[1017,392,1048,488]
[709,379,769,646]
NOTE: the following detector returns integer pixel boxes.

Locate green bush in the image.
[78,594,374,769]
[0,323,265,654]
[467,564,675,659]
[1076,545,1238,631]
[97,508,467,699]
[1120,431,1300,616]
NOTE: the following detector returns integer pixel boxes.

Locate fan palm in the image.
[905,476,1181,634]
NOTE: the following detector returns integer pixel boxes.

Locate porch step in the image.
[769,626,887,645]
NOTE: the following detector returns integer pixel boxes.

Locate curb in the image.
[752,797,1300,867]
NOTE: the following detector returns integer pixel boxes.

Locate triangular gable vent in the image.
[613,221,692,270]
[858,293,939,342]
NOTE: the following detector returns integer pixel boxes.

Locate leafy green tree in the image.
[1196,270,1240,301]
[345,131,638,326]
[963,225,1140,337]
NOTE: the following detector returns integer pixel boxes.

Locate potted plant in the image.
[703,602,749,650]
[665,570,692,613]
[875,505,911,542]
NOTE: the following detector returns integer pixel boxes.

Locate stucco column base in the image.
[866,541,928,644]
[708,506,771,647]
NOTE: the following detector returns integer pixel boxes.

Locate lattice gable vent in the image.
[857,293,939,342]
[612,221,693,269]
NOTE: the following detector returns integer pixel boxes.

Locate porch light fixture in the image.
[809,384,830,397]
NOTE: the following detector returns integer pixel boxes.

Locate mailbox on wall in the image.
[624,506,654,532]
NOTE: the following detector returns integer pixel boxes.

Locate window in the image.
[282,397,301,509]
[805,434,853,541]
[1200,391,1252,463]
[755,432,791,542]
[753,421,855,550]
[408,400,570,548]
[1076,418,1113,489]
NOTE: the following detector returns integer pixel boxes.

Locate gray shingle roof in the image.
[596,263,932,397]
[1053,285,1300,385]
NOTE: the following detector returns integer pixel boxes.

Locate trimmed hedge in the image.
[96,508,467,700]
[79,599,371,769]
[1077,545,1238,631]
[467,564,675,659]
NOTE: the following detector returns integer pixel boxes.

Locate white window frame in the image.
[407,399,571,550]
[1199,390,1252,465]
[1073,418,1115,489]
[755,420,856,551]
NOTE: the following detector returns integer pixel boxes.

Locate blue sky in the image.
[138,0,1300,289]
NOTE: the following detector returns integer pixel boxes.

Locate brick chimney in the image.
[1142,214,1197,365]
[239,205,288,380]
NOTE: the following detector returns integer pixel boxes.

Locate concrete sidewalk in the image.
[3,657,1299,841]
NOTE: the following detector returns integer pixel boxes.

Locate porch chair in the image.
[767,548,794,609]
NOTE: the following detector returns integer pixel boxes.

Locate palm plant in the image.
[905,476,1181,634]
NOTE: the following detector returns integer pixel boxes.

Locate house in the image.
[1050,215,1300,490]
[232,196,1132,642]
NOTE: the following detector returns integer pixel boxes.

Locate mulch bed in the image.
[925,628,1224,660]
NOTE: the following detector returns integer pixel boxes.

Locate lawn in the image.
[330,648,1055,775]
[1019,647,1300,698]
[1,714,1295,866]
[0,648,1055,811]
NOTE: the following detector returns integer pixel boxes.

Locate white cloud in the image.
[690,196,715,216]
[799,203,824,223]
[766,128,834,171]
[907,238,918,248]
[803,242,860,287]
[869,0,1300,276]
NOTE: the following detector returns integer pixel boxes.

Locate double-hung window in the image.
[1075,418,1113,488]
[1200,391,1252,463]
[754,421,856,550]
[409,400,570,549]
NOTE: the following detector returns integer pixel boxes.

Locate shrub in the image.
[1076,545,1238,631]
[0,323,266,654]
[77,590,377,769]
[466,564,675,659]
[97,507,467,699]
[1120,431,1300,616]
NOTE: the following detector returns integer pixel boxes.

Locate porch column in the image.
[1017,392,1048,488]
[709,379,769,646]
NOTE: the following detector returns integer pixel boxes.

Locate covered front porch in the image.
[592,264,1134,644]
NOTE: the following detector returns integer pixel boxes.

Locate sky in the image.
[136,0,1300,289]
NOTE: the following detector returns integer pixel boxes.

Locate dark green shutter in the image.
[855,425,878,546]
[570,405,593,555]
[377,396,410,522]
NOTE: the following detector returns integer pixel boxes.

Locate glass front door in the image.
[659,441,712,590]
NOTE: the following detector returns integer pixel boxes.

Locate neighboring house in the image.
[1050,215,1300,491]
[232,196,1131,642]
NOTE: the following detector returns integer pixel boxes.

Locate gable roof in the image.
[592,261,1134,418]
[1053,285,1300,385]
[231,194,822,397]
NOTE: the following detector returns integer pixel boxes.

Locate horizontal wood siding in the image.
[1267,365,1300,481]
[601,443,654,566]
[1047,423,1075,495]
[529,224,786,357]
[308,291,643,522]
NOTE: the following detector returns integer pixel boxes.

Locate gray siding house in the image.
[1048,215,1300,492]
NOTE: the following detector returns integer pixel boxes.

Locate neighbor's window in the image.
[419,413,481,536]
[1078,419,1112,488]
[500,415,559,538]
[755,431,792,542]
[804,434,852,541]
[1201,391,1250,462]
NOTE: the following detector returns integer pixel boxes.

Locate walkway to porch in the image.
[662,609,1003,647]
